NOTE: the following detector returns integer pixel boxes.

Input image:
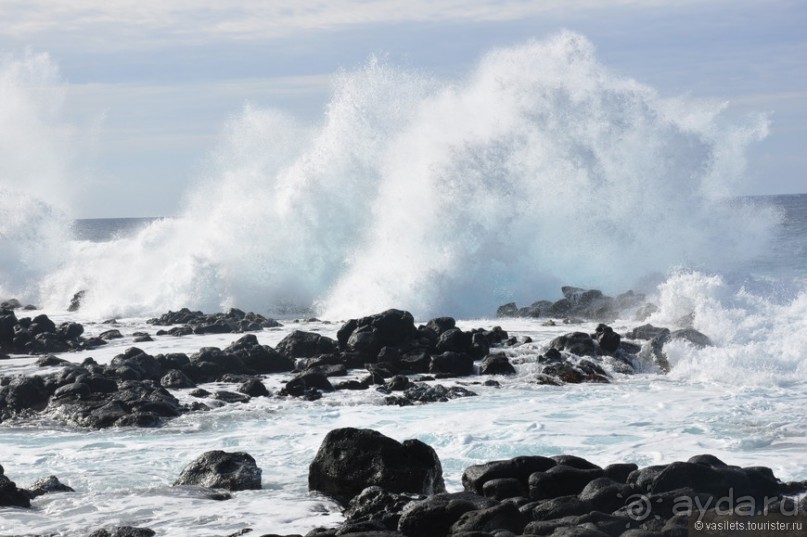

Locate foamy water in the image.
[0,32,782,320]
[1,305,806,535]
[2,31,806,536]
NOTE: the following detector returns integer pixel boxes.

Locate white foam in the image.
[3,33,780,319]
[2,315,806,534]
[647,270,807,386]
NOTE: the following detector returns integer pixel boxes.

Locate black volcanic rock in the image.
[384,384,477,406]
[88,526,156,537]
[625,324,670,341]
[0,467,31,508]
[339,309,418,359]
[450,501,529,534]
[224,333,293,373]
[435,327,470,354]
[308,427,445,506]
[27,475,75,498]
[463,456,557,495]
[67,291,85,312]
[528,465,605,500]
[397,491,496,537]
[238,378,270,397]
[549,332,598,356]
[160,369,196,389]
[496,286,648,321]
[594,324,620,353]
[343,486,425,531]
[283,371,334,397]
[1,311,95,355]
[1,375,49,416]
[276,330,338,359]
[479,353,516,375]
[429,351,474,377]
[174,450,262,491]
[147,307,281,334]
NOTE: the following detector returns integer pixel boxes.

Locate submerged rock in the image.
[384,383,477,406]
[26,475,75,498]
[88,527,156,537]
[174,451,262,491]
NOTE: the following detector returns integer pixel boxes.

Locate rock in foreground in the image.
[309,427,446,506]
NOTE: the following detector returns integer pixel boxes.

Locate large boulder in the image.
[549,332,598,356]
[223,334,293,373]
[429,351,474,377]
[479,353,516,375]
[173,450,262,491]
[276,330,338,358]
[594,324,620,353]
[1,375,50,415]
[339,309,418,358]
[529,464,605,500]
[649,458,779,501]
[309,427,445,506]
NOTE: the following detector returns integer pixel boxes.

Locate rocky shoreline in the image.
[2,427,806,536]
[0,299,703,428]
[2,290,804,535]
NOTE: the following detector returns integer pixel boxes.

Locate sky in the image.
[0,0,805,218]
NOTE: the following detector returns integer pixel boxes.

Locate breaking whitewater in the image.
[1,32,806,536]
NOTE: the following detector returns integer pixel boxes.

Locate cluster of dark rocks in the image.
[0,298,38,311]
[529,319,715,382]
[0,332,299,428]
[0,450,257,536]
[0,309,107,355]
[1,303,719,429]
[0,309,512,428]
[273,309,511,402]
[0,464,74,509]
[497,287,649,322]
[304,428,807,537]
[147,307,283,335]
[4,429,805,536]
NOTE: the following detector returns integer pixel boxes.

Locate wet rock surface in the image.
[148,307,282,334]
[302,429,807,537]
[308,427,446,506]
[173,450,262,491]
[0,306,713,433]
[0,310,98,354]
[497,286,646,322]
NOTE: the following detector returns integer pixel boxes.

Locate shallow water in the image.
[2,312,806,535]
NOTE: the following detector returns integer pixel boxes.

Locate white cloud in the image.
[0,0,706,45]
